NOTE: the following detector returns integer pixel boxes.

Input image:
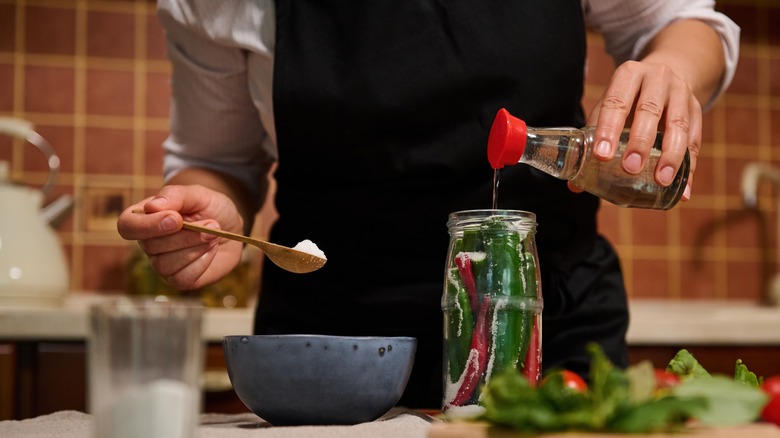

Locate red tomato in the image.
[761,376,780,425]
[654,369,681,389]
[559,370,588,392]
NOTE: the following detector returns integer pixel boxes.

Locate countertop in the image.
[0,293,255,342]
[2,294,780,345]
[626,299,780,345]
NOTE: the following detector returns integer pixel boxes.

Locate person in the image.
[118,0,739,408]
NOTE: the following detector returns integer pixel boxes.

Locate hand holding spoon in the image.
[132,210,326,274]
[181,222,327,274]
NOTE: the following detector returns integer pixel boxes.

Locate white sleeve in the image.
[156,0,276,209]
[583,0,740,110]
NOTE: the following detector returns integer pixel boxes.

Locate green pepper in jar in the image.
[482,219,523,375]
[445,266,474,382]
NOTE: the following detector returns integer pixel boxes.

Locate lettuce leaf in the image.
[670,375,768,426]
[666,349,711,380]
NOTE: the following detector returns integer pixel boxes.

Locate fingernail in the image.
[595,141,611,158]
[683,184,691,200]
[161,215,178,232]
[623,153,642,173]
[658,166,675,186]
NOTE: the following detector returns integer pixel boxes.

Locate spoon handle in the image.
[181,221,270,250]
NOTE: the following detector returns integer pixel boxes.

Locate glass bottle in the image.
[442,210,543,412]
[488,108,690,210]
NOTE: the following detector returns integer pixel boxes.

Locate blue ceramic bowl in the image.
[222,334,417,425]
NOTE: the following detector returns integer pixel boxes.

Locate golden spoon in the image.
[180,222,327,274]
[132,210,326,274]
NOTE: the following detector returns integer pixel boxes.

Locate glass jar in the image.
[442,210,543,411]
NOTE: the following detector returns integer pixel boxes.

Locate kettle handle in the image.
[0,117,61,196]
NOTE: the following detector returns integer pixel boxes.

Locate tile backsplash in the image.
[0,0,776,303]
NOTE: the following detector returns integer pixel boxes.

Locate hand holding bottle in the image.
[488,108,689,210]
[586,59,701,202]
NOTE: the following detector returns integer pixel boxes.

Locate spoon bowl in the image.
[181,222,326,274]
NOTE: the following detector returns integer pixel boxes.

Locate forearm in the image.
[640,19,726,108]
[166,167,266,234]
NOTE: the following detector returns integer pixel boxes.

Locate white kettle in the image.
[0,118,71,307]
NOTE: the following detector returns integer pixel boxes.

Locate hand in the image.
[585,60,702,201]
[117,184,245,290]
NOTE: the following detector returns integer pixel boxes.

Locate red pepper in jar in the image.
[449,295,490,407]
[523,319,541,386]
[455,252,478,310]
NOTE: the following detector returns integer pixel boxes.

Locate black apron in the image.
[258,0,629,408]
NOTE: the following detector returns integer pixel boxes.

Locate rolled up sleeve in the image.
[157,0,276,209]
[583,0,740,110]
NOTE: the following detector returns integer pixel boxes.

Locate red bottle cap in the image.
[488,108,527,169]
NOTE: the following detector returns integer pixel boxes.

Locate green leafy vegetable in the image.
[467,344,769,434]
[476,344,706,434]
[666,349,711,380]
[624,360,655,403]
[734,359,762,388]
[670,375,768,426]
[607,396,706,434]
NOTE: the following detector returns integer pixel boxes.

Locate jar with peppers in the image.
[442,210,542,411]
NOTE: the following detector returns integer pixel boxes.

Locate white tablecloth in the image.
[0,410,434,438]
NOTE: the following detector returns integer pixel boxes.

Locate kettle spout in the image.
[41,194,74,227]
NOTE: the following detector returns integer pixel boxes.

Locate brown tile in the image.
[0,63,13,111]
[87,10,135,59]
[0,4,16,52]
[84,126,134,174]
[726,260,764,302]
[596,202,619,241]
[24,5,76,56]
[629,258,669,299]
[727,55,759,95]
[81,244,134,292]
[145,71,170,118]
[690,154,715,196]
[679,207,719,248]
[769,59,780,97]
[23,65,75,114]
[700,111,715,144]
[770,109,780,147]
[144,129,166,175]
[725,206,772,248]
[144,187,162,199]
[85,69,134,116]
[20,126,63,174]
[631,209,669,246]
[146,11,167,60]
[724,106,761,146]
[679,258,719,299]
[26,124,74,173]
